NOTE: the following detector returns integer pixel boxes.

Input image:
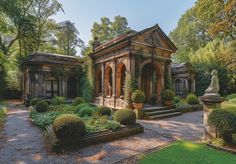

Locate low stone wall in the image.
[177,104,203,113]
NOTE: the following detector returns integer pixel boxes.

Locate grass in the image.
[139,141,236,164]
[0,101,7,130]
[221,101,236,109]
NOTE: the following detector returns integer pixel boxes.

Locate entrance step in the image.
[142,105,182,120]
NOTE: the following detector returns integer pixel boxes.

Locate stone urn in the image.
[131,90,145,119]
[132,103,144,110]
[162,89,175,107]
[163,100,173,107]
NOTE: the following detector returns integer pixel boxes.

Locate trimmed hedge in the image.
[131,90,145,103]
[78,107,95,117]
[173,96,181,105]
[35,100,49,113]
[30,98,42,106]
[51,96,65,105]
[226,93,236,101]
[98,106,112,116]
[186,93,199,105]
[72,97,85,106]
[113,109,136,125]
[162,89,175,100]
[53,114,86,141]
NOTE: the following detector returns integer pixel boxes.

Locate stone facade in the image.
[22,52,80,101]
[171,62,195,97]
[90,24,177,108]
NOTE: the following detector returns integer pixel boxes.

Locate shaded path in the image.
[0,102,203,164]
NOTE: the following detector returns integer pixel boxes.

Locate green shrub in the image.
[131,90,145,103]
[208,108,236,143]
[229,98,236,104]
[113,109,136,125]
[162,89,175,100]
[226,93,236,101]
[78,107,95,117]
[51,96,65,105]
[72,97,85,106]
[53,114,86,141]
[186,93,199,105]
[35,100,49,113]
[76,103,91,111]
[98,106,112,116]
[173,96,181,105]
[30,98,42,106]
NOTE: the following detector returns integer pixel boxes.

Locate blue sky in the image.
[52,0,196,46]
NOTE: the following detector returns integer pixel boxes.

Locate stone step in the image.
[144,109,180,116]
[142,106,168,112]
[147,112,182,120]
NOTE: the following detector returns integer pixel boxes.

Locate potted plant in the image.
[131,90,145,110]
[162,89,175,106]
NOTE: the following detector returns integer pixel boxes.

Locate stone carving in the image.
[204,70,220,96]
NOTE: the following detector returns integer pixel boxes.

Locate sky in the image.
[52,0,196,46]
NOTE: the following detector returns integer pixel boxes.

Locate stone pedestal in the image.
[201,95,224,139]
[135,109,143,119]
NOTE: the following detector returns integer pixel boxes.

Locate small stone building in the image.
[22,52,80,100]
[171,62,195,97]
[90,24,177,108]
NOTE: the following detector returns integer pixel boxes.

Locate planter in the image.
[163,100,173,107]
[133,102,143,110]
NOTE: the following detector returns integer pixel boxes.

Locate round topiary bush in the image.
[186,93,199,105]
[98,106,112,116]
[76,103,91,111]
[173,96,181,105]
[131,90,145,103]
[78,107,95,117]
[53,114,86,141]
[162,89,175,100]
[51,96,65,105]
[30,98,42,106]
[113,109,136,125]
[35,100,49,113]
[229,98,236,104]
[72,97,85,106]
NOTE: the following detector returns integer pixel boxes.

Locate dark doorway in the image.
[67,76,77,98]
[46,76,59,98]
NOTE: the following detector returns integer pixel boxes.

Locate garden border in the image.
[207,143,236,155]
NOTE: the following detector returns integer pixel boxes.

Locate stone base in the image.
[135,109,144,119]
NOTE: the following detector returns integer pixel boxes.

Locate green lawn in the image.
[139,141,236,164]
[221,101,236,109]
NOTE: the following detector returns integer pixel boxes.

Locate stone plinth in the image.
[201,95,224,139]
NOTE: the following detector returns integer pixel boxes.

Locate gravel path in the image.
[0,102,203,164]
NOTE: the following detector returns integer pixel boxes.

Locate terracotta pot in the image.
[133,103,143,110]
[163,100,173,107]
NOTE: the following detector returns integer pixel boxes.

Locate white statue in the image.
[204,70,220,96]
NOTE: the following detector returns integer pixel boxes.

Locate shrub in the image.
[113,109,136,125]
[78,107,95,117]
[131,90,145,103]
[226,93,236,101]
[98,106,112,116]
[35,100,49,113]
[186,93,199,105]
[72,97,85,106]
[162,89,175,100]
[208,108,236,143]
[229,98,236,104]
[53,114,86,141]
[30,98,42,106]
[173,96,181,105]
[76,103,91,111]
[51,96,65,105]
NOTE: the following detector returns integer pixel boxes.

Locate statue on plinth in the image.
[204,70,220,97]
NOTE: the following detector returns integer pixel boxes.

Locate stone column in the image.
[112,59,117,107]
[101,63,105,105]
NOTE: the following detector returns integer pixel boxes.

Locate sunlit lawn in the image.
[139,141,236,164]
[221,101,236,109]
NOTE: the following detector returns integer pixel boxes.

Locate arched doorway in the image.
[95,68,102,96]
[141,63,158,102]
[46,76,59,98]
[67,76,77,98]
[105,66,112,97]
[116,63,126,98]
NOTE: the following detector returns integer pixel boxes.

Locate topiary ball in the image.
[131,90,145,103]
[30,98,42,106]
[53,114,86,141]
[72,97,85,106]
[51,96,65,105]
[113,109,136,125]
[78,107,95,117]
[186,93,199,105]
[162,89,175,100]
[98,106,112,116]
[35,100,49,113]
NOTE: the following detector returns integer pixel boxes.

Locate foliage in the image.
[35,100,49,113]
[162,89,175,101]
[177,104,203,113]
[173,96,181,105]
[0,102,7,125]
[208,108,236,143]
[51,96,65,105]
[140,140,236,164]
[72,97,85,106]
[131,90,145,103]
[76,103,91,111]
[186,93,199,105]
[226,93,236,101]
[98,106,112,116]
[78,107,95,117]
[113,109,136,125]
[31,98,42,106]
[53,114,86,141]
[124,74,138,106]
[229,99,236,104]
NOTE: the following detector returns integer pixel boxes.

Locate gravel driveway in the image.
[0,102,203,164]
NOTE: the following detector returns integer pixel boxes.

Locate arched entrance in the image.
[46,76,59,98]
[141,63,159,103]
[105,66,112,97]
[95,68,102,96]
[116,63,126,98]
[67,76,77,98]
